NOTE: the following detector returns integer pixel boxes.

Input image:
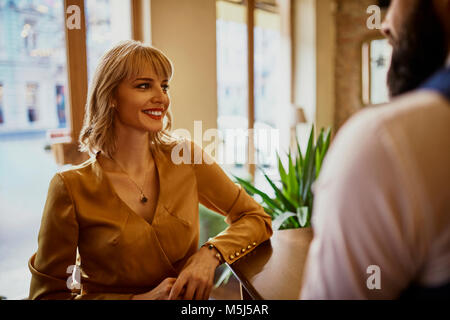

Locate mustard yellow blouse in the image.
[28,140,273,299]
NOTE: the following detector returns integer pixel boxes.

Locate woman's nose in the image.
[150,88,165,104]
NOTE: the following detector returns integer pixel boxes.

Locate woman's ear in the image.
[110,88,119,108]
[110,94,117,108]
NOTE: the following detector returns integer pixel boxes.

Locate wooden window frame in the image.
[247,0,256,179]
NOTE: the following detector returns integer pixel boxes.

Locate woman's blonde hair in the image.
[79,40,177,158]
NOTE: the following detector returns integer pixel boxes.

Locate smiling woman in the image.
[27,40,273,300]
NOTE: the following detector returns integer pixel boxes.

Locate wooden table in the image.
[227,228,313,300]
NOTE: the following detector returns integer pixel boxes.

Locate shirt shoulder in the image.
[54,157,99,193]
[336,90,449,147]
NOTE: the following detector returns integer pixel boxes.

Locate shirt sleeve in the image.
[28,173,134,300]
[300,113,420,300]
[189,140,273,265]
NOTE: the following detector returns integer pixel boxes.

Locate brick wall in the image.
[334,0,386,130]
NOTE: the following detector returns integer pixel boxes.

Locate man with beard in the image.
[300,0,450,299]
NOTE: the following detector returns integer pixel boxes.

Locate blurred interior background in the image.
[0,0,392,299]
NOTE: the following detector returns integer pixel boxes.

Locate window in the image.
[253,6,282,178]
[0,0,132,299]
[26,83,39,123]
[22,19,38,54]
[85,0,132,83]
[55,84,66,128]
[362,38,392,105]
[0,0,68,131]
[216,0,290,192]
[0,83,4,124]
[0,0,70,300]
[216,0,249,179]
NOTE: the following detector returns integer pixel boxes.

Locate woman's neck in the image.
[109,121,154,176]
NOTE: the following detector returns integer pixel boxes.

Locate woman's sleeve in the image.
[28,173,80,299]
[28,173,134,300]
[190,141,273,265]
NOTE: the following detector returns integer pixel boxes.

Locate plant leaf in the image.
[233,175,283,212]
[301,125,316,202]
[315,129,324,178]
[272,212,297,231]
[317,128,332,176]
[260,168,297,213]
[296,134,304,169]
[288,152,299,204]
[277,152,288,190]
[297,206,309,227]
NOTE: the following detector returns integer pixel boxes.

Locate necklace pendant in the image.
[140,195,148,203]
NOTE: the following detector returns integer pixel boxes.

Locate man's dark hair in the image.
[378,0,390,9]
[387,0,448,97]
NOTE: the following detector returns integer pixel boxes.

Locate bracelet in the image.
[204,243,223,264]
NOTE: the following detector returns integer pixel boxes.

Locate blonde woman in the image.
[28,40,272,300]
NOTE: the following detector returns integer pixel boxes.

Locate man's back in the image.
[300,88,450,299]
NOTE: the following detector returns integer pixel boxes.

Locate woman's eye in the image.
[162,85,170,92]
[136,83,150,89]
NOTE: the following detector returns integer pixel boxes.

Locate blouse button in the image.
[247,245,252,249]
[252,242,257,246]
[230,254,235,260]
[241,248,246,253]
[235,252,240,257]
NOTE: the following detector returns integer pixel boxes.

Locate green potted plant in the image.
[234,125,331,231]
[214,125,332,289]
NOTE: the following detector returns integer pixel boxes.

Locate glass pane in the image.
[85,0,132,84]
[0,0,67,299]
[253,7,283,195]
[0,83,4,124]
[370,39,392,105]
[216,0,249,180]
[26,83,39,123]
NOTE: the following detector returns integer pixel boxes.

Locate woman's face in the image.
[112,65,170,133]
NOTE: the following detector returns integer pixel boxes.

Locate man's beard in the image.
[387,0,448,98]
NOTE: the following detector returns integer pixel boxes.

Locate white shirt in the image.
[300,90,450,299]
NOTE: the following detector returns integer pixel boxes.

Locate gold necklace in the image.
[111,158,149,203]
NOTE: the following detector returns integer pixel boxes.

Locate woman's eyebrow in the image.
[134,77,154,82]
[133,77,168,82]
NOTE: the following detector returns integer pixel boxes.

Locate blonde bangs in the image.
[123,46,173,82]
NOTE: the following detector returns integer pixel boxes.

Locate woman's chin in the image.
[143,123,163,133]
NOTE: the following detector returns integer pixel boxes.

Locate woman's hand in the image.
[168,246,221,300]
[132,277,177,300]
